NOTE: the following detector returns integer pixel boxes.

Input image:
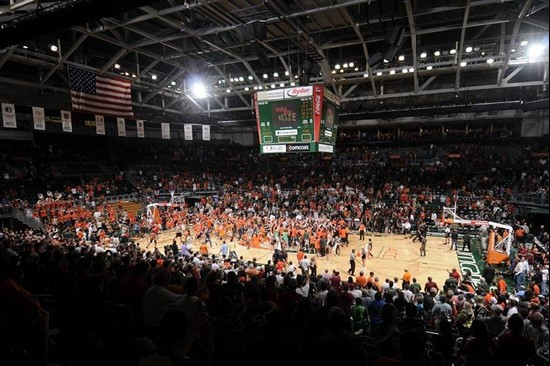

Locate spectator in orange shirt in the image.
[356,271,367,287]
[199,242,209,256]
[498,276,507,294]
[402,269,412,289]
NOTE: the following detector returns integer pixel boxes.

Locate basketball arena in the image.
[0,1,548,365]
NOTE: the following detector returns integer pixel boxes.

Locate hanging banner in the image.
[136,120,145,138]
[61,110,72,132]
[1,103,17,128]
[95,115,105,135]
[202,125,210,141]
[117,118,126,137]
[161,122,170,139]
[32,107,46,130]
[184,124,193,141]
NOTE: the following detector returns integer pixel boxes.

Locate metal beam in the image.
[100,48,128,74]
[419,76,437,92]
[0,46,17,69]
[342,84,359,99]
[142,69,187,104]
[455,0,472,90]
[498,0,535,86]
[503,66,525,83]
[39,34,88,87]
[405,0,420,93]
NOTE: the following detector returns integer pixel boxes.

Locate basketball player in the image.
[420,236,427,257]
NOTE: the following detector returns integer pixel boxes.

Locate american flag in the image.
[68,67,134,118]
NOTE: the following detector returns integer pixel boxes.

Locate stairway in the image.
[117,201,144,216]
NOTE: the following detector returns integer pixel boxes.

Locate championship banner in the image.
[1,103,16,128]
[202,125,210,141]
[61,110,72,132]
[32,107,46,130]
[184,124,193,140]
[136,120,145,138]
[95,115,105,135]
[117,118,126,137]
[161,122,170,139]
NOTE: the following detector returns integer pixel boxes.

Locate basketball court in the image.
[153,232,460,287]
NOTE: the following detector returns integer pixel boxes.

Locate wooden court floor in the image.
[153,232,460,288]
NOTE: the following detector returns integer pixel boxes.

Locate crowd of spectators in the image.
[0,130,548,365]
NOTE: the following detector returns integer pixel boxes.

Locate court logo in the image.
[457,251,482,286]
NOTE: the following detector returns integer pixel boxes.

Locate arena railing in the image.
[508,193,549,207]
[104,193,139,204]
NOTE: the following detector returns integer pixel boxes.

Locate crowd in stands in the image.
[0,130,548,365]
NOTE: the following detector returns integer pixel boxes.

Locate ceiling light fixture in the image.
[520,40,529,47]
[263,74,268,79]
[50,44,58,52]
[450,49,456,55]
[273,72,279,77]
[460,61,467,67]
[486,58,494,64]
[426,65,433,70]
[363,73,369,78]
[114,63,121,69]
[376,72,383,76]
[434,50,441,57]
[191,82,208,99]
[343,63,349,68]
[465,46,473,53]
[398,55,405,61]
[528,44,546,58]
[335,64,341,69]
[389,70,396,75]
[349,62,355,68]
[420,52,427,59]
[248,75,253,80]
[151,74,157,80]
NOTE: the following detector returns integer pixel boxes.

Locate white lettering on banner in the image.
[287,144,310,152]
[457,252,482,287]
[318,143,334,153]
[275,129,298,136]
[95,115,105,135]
[117,118,126,137]
[262,145,286,153]
[325,130,333,137]
[285,86,313,98]
[1,103,17,128]
[136,120,145,138]
[32,107,46,130]
[61,110,72,132]
[314,93,322,116]
[184,124,193,140]
[161,123,170,139]
[202,125,210,141]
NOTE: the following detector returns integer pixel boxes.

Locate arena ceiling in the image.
[0,0,548,123]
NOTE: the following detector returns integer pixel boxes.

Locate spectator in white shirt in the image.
[142,269,183,328]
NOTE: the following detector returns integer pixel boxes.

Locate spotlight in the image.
[450,49,457,55]
[248,75,253,80]
[528,44,545,58]
[383,59,389,63]
[285,71,289,76]
[354,67,359,71]
[244,87,250,91]
[343,63,349,68]
[460,61,467,67]
[409,68,414,72]
[258,86,263,90]
[226,89,231,93]
[22,45,29,49]
[151,74,157,80]
[465,46,473,53]
[273,72,279,77]
[50,44,58,52]
[191,82,207,99]
[335,64,341,70]
[486,58,494,64]
[339,69,344,73]
[420,52,427,58]
[402,69,408,73]
[132,74,136,78]
[376,72,383,76]
[271,84,275,88]
[332,70,336,74]
[114,63,121,69]
[239,76,244,82]
[253,86,258,90]
[389,70,396,75]
[398,55,405,61]
[363,73,369,78]
[171,81,176,86]
[434,51,441,57]
[426,65,433,70]
[520,40,529,47]
[278,83,283,87]
[349,62,355,68]
[263,74,268,79]
[124,72,130,76]
[290,82,295,86]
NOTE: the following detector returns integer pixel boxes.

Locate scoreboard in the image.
[254,85,340,153]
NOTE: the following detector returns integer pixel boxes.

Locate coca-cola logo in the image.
[4,106,12,113]
[286,87,312,98]
[63,113,69,119]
